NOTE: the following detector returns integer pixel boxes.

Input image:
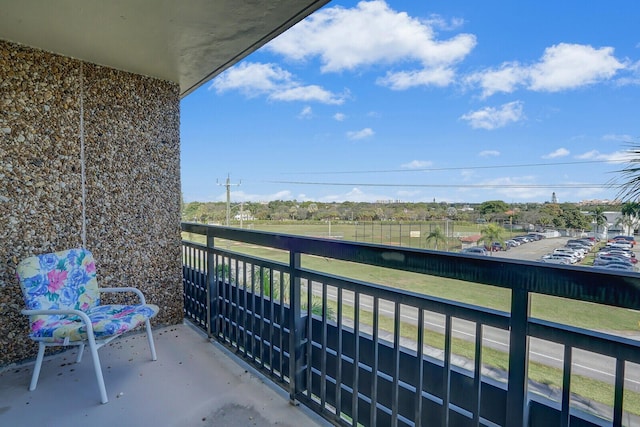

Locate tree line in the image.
[182,199,640,232]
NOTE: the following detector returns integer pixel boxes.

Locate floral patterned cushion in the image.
[17,248,159,343]
[28,304,159,343]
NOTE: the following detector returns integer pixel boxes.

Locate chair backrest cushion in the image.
[17,248,100,313]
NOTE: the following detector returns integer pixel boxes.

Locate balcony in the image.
[3,224,640,427]
[0,322,329,426]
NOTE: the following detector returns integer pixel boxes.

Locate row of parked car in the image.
[594,235,637,271]
[539,235,637,271]
[539,238,597,265]
[461,233,546,256]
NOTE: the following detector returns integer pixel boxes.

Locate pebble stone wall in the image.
[0,40,183,366]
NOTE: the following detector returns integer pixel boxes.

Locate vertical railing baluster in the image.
[206,229,216,338]
[506,288,531,427]
[306,279,313,399]
[321,282,328,409]
[336,287,343,421]
[260,265,265,369]
[234,259,240,350]
[289,251,303,403]
[242,261,248,357]
[560,345,572,427]
[473,322,483,427]
[613,358,625,427]
[269,268,275,375]
[279,269,285,380]
[249,264,257,361]
[371,297,379,426]
[222,255,229,343]
[392,302,401,426]
[415,308,424,427]
[352,292,360,427]
[442,315,452,427]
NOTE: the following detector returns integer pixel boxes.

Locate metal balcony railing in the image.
[181,222,640,427]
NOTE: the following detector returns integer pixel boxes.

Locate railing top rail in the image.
[182,222,640,311]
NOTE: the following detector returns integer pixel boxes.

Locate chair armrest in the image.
[99,287,147,304]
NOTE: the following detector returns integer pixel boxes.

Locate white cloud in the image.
[575,149,634,163]
[210,62,345,104]
[465,62,529,98]
[298,106,313,119]
[460,101,524,130]
[529,43,624,92]
[267,0,476,89]
[479,150,500,157]
[602,134,635,142]
[210,62,293,96]
[334,112,346,121]
[479,176,549,201]
[226,190,295,202]
[401,160,433,169]
[467,43,625,97]
[270,85,346,104]
[347,128,375,140]
[377,67,455,90]
[318,187,392,203]
[542,148,570,159]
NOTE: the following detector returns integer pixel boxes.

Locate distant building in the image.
[551,192,558,204]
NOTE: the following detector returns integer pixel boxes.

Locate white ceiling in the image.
[0,0,330,97]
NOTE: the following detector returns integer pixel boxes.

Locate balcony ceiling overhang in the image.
[0,0,330,97]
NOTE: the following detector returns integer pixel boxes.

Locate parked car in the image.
[608,235,636,247]
[485,242,509,251]
[594,263,635,271]
[594,256,634,268]
[461,247,489,256]
[554,248,585,260]
[505,239,520,248]
[538,255,570,265]
[607,241,633,250]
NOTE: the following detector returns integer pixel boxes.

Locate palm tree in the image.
[425,226,448,251]
[590,206,608,238]
[620,201,640,235]
[615,215,635,236]
[479,223,505,256]
[615,143,640,201]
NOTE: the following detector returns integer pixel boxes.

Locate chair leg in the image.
[76,343,85,363]
[145,319,157,361]
[29,342,46,391]
[87,337,108,404]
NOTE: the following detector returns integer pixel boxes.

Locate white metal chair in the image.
[16,248,159,403]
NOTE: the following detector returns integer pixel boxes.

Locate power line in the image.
[278,159,620,175]
[262,180,618,189]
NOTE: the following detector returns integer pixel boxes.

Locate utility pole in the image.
[217,174,241,226]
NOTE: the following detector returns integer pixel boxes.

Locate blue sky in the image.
[180,0,640,204]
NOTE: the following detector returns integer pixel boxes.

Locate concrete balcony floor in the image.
[0,322,330,427]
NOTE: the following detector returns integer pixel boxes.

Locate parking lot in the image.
[487,235,639,272]
[491,236,572,261]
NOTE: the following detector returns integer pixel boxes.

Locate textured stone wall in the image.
[0,40,183,366]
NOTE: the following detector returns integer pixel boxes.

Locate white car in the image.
[554,248,585,260]
[607,241,633,250]
[546,252,579,263]
[539,255,571,264]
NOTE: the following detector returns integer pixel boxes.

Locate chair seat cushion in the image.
[30,304,159,343]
